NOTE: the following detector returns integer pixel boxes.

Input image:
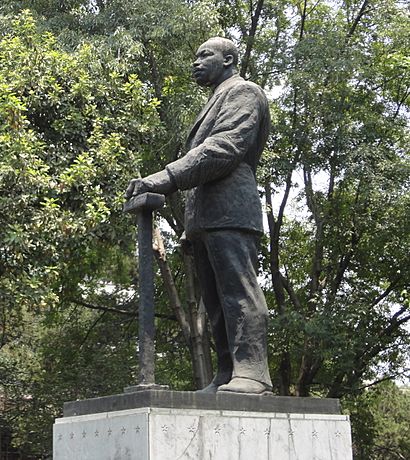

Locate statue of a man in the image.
[126,37,272,394]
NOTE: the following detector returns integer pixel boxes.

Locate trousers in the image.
[192,230,272,387]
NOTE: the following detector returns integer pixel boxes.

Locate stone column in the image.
[123,192,166,390]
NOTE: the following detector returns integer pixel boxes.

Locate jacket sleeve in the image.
[166,83,266,190]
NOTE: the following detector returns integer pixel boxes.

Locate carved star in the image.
[121,427,127,435]
[95,430,99,437]
[312,430,319,439]
[82,430,87,438]
[57,434,63,441]
[161,425,168,433]
[107,428,112,436]
[70,432,75,439]
[135,426,141,434]
[188,425,196,433]
[288,429,295,437]
[335,430,342,438]
[239,427,246,435]
[214,425,222,435]
[264,428,271,436]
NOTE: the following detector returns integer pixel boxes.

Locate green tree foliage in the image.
[211,0,410,398]
[0,3,221,456]
[346,381,410,459]
[0,10,162,456]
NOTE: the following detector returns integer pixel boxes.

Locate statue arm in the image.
[166,85,266,191]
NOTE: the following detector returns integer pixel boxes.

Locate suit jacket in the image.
[166,74,270,239]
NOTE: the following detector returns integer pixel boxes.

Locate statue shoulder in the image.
[226,77,268,101]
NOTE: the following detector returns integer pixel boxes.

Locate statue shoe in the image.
[217,378,272,395]
[196,381,220,393]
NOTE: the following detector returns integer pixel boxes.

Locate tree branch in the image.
[71,298,177,321]
[343,312,410,394]
[328,182,363,301]
[371,277,402,308]
[356,372,409,391]
[79,311,107,349]
[280,273,302,311]
[265,180,293,313]
[240,0,265,77]
[346,0,370,42]
[393,86,410,119]
[153,227,191,344]
[303,166,324,298]
[299,0,308,41]
[265,181,292,395]
[183,252,213,388]
[71,298,134,316]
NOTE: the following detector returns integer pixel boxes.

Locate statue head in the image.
[193,37,238,88]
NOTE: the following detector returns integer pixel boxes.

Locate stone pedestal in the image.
[53,391,352,460]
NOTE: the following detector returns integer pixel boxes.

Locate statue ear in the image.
[223,54,234,67]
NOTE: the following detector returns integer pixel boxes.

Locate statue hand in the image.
[125,178,150,199]
[126,170,177,200]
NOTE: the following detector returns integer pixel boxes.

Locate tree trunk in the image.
[265,182,292,395]
[153,228,213,389]
[240,0,265,78]
[183,252,213,388]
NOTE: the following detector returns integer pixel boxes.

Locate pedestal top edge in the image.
[63,390,341,418]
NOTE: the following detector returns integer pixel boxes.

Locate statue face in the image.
[193,40,228,87]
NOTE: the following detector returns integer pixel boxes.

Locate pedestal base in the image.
[53,391,352,460]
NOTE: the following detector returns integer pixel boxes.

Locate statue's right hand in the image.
[125,178,148,199]
[125,170,177,200]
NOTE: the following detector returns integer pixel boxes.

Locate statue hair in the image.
[204,37,239,67]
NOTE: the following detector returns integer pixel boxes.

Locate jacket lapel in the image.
[186,92,221,146]
[186,74,244,147]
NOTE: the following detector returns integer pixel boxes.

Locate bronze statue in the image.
[126,37,272,394]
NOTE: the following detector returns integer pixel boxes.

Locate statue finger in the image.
[125,179,137,199]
